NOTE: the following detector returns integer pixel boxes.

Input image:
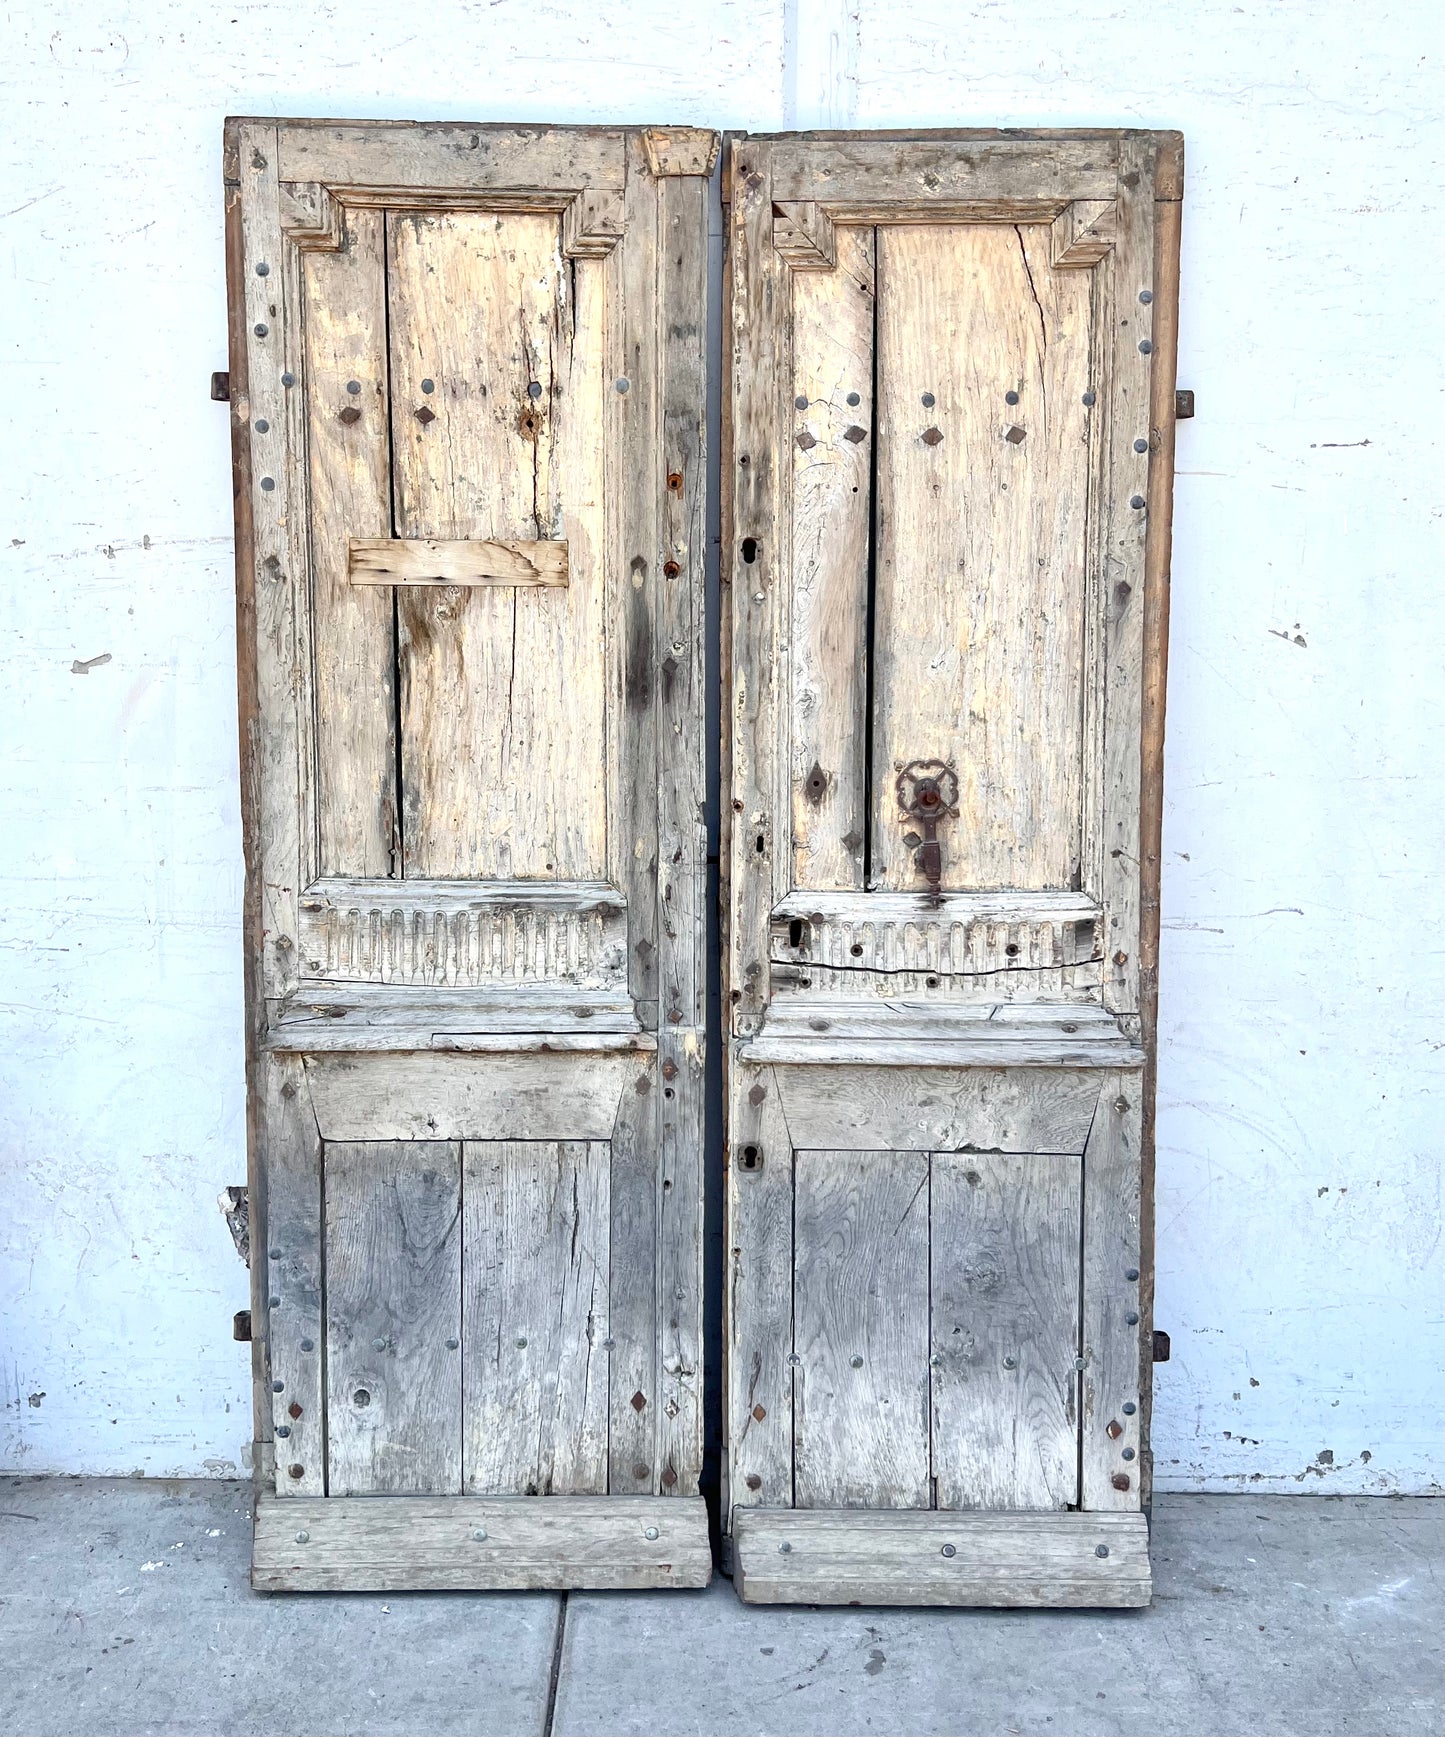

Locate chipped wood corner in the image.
[641,126,720,178]
[1049,199,1117,269]
[772,200,837,270]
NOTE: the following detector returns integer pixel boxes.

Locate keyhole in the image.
[788,918,805,949]
[741,537,758,564]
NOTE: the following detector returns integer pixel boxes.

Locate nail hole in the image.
[850,943,864,957]
[353,1388,371,1407]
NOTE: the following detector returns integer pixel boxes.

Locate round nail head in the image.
[1123,1401,1137,1415]
[795,395,809,410]
[255,262,270,277]
[255,419,269,434]
[1005,390,1019,405]
[272,1380,284,1393]
[421,378,434,393]
[472,1527,488,1541]
[1082,391,1096,406]
[300,1339,314,1352]
[446,1338,459,1350]
[371,1337,386,1352]
[1131,495,1146,510]
[528,380,544,400]
[1134,438,1149,453]
[1003,1356,1017,1370]
[281,372,295,387]
[1126,1267,1140,1282]
[254,323,268,337]
[516,1337,528,1349]
[921,391,935,407]
[615,377,630,394]
[779,1542,792,1554]
[1096,1544,1110,1558]
[846,392,860,406]
[1126,1311,1140,1326]
[260,477,275,491]
[850,1355,863,1369]
[1139,340,1154,354]
[346,380,361,395]
[275,1425,290,1438]
[645,1526,659,1541]
[941,1543,957,1558]
[295,1530,309,1544]
[1139,289,1154,304]
[1123,1447,1136,1460]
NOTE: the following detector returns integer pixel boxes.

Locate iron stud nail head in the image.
[281,372,295,386]
[254,419,269,433]
[779,1542,792,1554]
[346,380,361,394]
[921,391,935,407]
[255,261,270,276]
[1123,1402,1137,1415]
[1003,1355,1017,1370]
[516,1337,528,1349]
[602,1338,616,1350]
[787,1354,801,1366]
[795,395,809,409]
[1126,1267,1139,1282]
[1005,390,1020,405]
[930,1354,942,1367]
[421,378,434,393]
[1139,289,1154,304]
[1130,495,1146,510]
[1075,1357,1087,1371]
[1115,1097,1131,1112]
[272,1380,284,1393]
[371,1337,386,1351]
[850,1355,863,1368]
[1123,1447,1136,1460]
[1134,438,1149,453]
[300,1338,314,1352]
[295,1530,309,1544]
[446,1337,459,1350]
[528,381,543,399]
[269,1295,280,1308]
[275,1425,289,1437]
[644,1526,659,1540]
[269,1248,282,1260]
[846,391,861,406]
[472,1527,488,1541]
[260,477,275,491]
[1126,1311,1140,1326]
[1082,391,1097,406]
[941,1543,956,1558]
[253,323,268,337]
[1095,1544,1109,1558]
[615,376,630,393]
[1139,340,1154,354]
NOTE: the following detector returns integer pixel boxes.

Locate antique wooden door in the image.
[226,119,714,1591]
[723,130,1182,1605]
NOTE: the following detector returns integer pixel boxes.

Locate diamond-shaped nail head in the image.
[415,406,436,425]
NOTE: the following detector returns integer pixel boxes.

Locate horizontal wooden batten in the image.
[297,878,626,990]
[348,538,569,587]
[254,1492,711,1592]
[744,1035,1143,1069]
[731,1509,1150,1607]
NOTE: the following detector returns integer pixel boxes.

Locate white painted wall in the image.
[3,0,1440,1492]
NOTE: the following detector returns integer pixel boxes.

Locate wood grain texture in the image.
[1050,199,1117,268]
[772,1064,1105,1153]
[743,1035,1140,1068]
[606,1052,658,1493]
[463,1140,609,1495]
[302,210,396,878]
[727,1064,796,1510]
[764,135,1122,210]
[325,1140,462,1496]
[348,537,569,587]
[304,1050,630,1142]
[931,1152,1081,1510]
[789,226,874,891]
[1081,1076,1146,1510]
[793,1150,931,1509]
[657,1028,705,1496]
[274,122,628,196]
[259,1055,324,1496]
[732,1507,1150,1608]
[253,1491,711,1592]
[872,223,1092,893]
[389,210,607,881]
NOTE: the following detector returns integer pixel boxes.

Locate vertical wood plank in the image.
[727,1064,795,1510]
[1099,137,1159,1014]
[261,1054,324,1496]
[462,1140,610,1495]
[789,226,874,891]
[793,1149,931,1509]
[389,211,607,880]
[325,1140,462,1496]
[726,138,788,1034]
[608,1053,660,1492]
[930,1152,1082,1511]
[302,211,396,877]
[657,1028,705,1496]
[872,224,1093,893]
[1081,1076,1145,1510]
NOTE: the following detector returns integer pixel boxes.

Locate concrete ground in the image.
[0,1480,1438,1737]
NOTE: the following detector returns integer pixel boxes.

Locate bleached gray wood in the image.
[762,134,1122,210]
[273,122,628,198]
[743,1035,1143,1068]
[771,1063,1103,1155]
[1081,1074,1146,1510]
[260,1055,324,1496]
[931,1152,1082,1510]
[253,1491,711,1592]
[607,1052,659,1493]
[731,1507,1150,1608]
[657,1029,705,1496]
[325,1140,462,1496]
[758,999,1122,1042]
[727,1064,796,1510]
[463,1140,609,1495]
[303,1050,631,1142]
[267,988,642,1047]
[793,1150,931,1509]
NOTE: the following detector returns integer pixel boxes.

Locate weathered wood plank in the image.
[253,1491,711,1592]
[872,223,1092,893]
[765,135,1121,209]
[304,1050,631,1142]
[607,1051,659,1493]
[931,1152,1081,1510]
[727,1063,795,1510]
[348,537,569,587]
[744,1035,1141,1068]
[657,1027,705,1496]
[274,122,628,195]
[259,1054,324,1496]
[789,225,874,891]
[1098,136,1159,1014]
[772,1063,1103,1153]
[463,1140,609,1495]
[732,1508,1150,1608]
[794,1150,931,1509]
[325,1140,462,1496]
[389,210,607,881]
[760,999,1121,1040]
[302,210,396,878]
[1081,1075,1146,1510]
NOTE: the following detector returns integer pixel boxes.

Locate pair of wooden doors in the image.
[226,119,1180,1604]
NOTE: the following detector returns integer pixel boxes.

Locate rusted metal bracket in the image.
[897,759,959,903]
